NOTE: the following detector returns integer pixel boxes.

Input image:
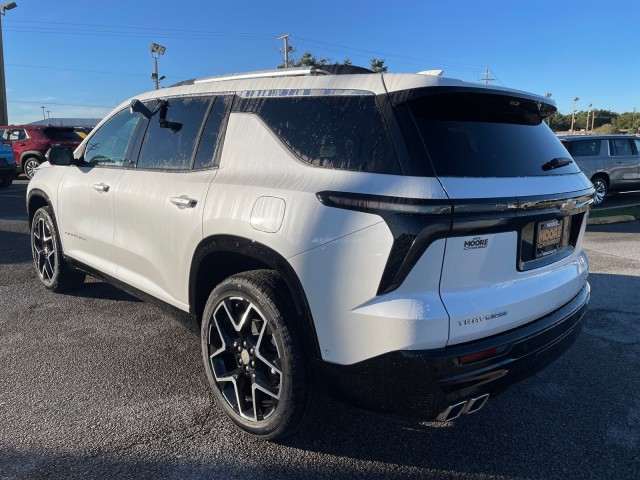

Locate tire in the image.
[0,174,11,188]
[592,177,608,206]
[201,270,311,440]
[23,157,41,179]
[30,206,86,292]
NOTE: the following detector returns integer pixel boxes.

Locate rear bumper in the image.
[312,282,590,419]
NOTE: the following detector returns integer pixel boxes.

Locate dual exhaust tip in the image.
[435,393,490,422]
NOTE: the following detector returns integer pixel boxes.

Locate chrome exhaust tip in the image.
[435,400,467,422]
[436,393,490,422]
[461,393,490,415]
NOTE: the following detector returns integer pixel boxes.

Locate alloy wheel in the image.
[205,295,282,422]
[32,217,56,283]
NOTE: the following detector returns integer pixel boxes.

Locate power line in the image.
[8,99,113,109]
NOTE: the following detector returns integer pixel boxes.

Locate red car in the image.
[0,125,81,179]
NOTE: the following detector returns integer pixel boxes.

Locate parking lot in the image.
[1,179,639,480]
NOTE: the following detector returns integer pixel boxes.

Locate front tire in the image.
[201,270,311,440]
[592,177,608,206]
[31,206,85,292]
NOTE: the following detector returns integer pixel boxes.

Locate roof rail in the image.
[193,66,330,85]
[179,64,375,87]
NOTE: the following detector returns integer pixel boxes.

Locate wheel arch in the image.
[20,150,46,165]
[27,188,53,225]
[189,235,321,359]
[591,172,609,186]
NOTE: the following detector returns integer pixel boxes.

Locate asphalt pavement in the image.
[1,179,639,479]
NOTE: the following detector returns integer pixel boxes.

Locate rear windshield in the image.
[42,127,80,141]
[407,92,581,177]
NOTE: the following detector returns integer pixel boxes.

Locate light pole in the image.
[41,106,45,123]
[585,103,592,135]
[633,107,637,134]
[46,110,50,125]
[150,42,166,90]
[570,97,579,133]
[0,2,17,126]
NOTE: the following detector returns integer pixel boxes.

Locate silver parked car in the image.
[559,134,640,205]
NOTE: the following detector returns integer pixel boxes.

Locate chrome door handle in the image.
[92,183,110,192]
[170,195,198,209]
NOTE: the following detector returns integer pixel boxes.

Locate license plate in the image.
[536,219,564,258]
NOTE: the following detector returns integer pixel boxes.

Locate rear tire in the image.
[23,157,41,179]
[200,270,311,440]
[591,176,608,206]
[30,206,86,292]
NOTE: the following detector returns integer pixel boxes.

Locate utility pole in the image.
[0,2,17,126]
[591,108,596,132]
[481,66,495,85]
[570,97,579,133]
[278,34,291,68]
[585,104,592,135]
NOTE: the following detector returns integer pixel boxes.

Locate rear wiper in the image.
[542,157,573,171]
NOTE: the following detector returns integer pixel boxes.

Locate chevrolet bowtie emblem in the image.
[560,200,577,213]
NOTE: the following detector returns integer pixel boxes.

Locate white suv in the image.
[27,66,593,440]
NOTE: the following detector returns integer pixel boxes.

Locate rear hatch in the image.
[397,88,592,346]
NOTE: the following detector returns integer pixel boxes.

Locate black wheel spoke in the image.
[206,293,282,422]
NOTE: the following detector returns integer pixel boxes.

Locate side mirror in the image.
[129,98,153,119]
[46,146,74,166]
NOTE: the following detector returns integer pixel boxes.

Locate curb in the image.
[587,215,637,225]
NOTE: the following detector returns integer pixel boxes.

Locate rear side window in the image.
[137,97,211,170]
[235,94,399,174]
[42,128,79,141]
[407,91,581,177]
[193,96,232,170]
[564,139,601,157]
[609,138,633,156]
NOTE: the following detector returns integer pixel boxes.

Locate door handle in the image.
[92,183,110,192]
[170,195,198,209]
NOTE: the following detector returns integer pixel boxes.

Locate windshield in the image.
[407,91,580,177]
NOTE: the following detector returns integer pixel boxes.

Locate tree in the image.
[370,58,388,73]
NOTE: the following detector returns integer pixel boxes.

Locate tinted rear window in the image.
[42,128,80,141]
[235,94,400,174]
[408,92,581,177]
[563,139,601,157]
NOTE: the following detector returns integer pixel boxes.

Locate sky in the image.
[2,0,639,125]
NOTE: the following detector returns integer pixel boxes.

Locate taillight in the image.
[459,347,499,365]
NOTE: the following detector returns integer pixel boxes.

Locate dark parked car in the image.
[0,125,81,179]
[559,134,640,205]
[0,138,15,188]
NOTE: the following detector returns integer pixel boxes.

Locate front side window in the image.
[137,97,211,170]
[85,109,142,166]
[235,94,399,174]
